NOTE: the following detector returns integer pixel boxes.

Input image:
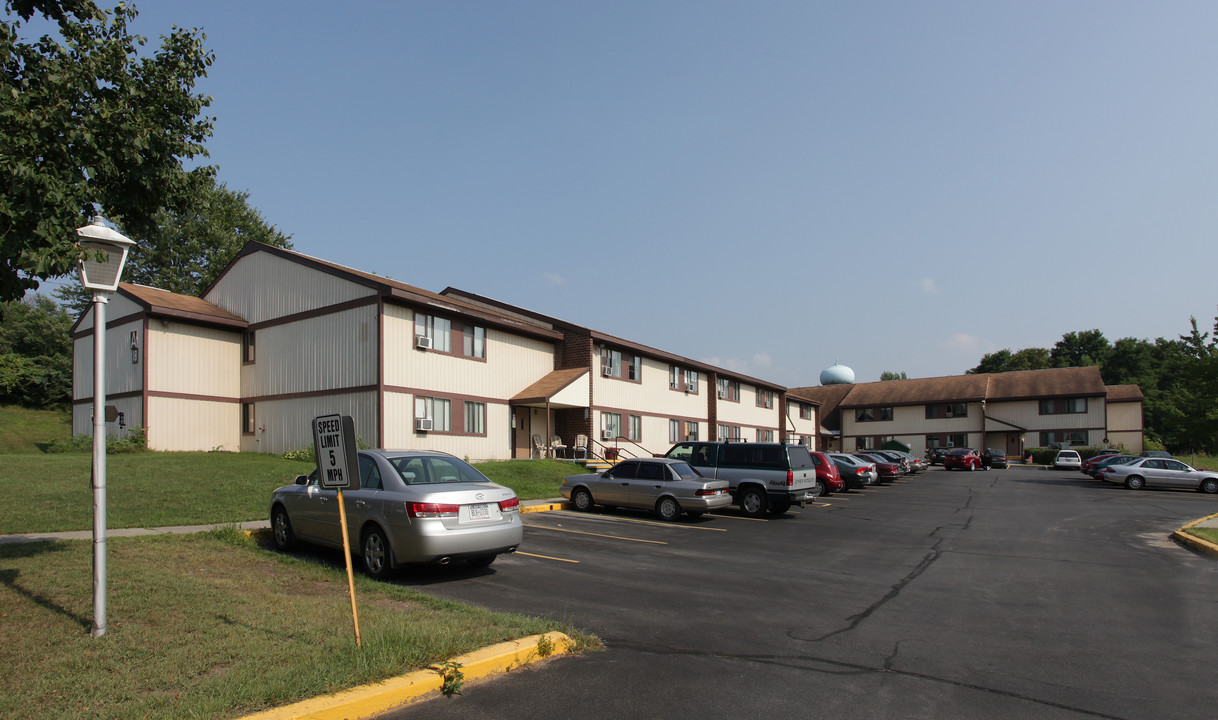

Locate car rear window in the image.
[786,446,814,469]
[670,462,701,480]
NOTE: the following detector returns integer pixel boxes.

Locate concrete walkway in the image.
[0,500,569,545]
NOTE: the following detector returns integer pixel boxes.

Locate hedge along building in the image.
[789,366,1144,457]
[71,242,818,459]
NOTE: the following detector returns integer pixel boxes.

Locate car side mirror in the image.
[294,475,308,486]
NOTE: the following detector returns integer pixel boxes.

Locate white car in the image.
[1053,450,1082,470]
[1097,457,1218,494]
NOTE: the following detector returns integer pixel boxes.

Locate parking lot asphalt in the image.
[5,470,1218,720]
[374,467,1218,720]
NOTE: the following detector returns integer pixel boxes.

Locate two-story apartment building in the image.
[789,367,1143,457]
[73,242,819,460]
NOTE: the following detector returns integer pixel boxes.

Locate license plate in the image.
[469,503,490,520]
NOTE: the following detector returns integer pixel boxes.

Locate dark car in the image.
[1085,454,1138,478]
[982,449,1008,469]
[1140,450,1172,458]
[943,448,983,471]
[929,448,951,466]
[862,450,911,475]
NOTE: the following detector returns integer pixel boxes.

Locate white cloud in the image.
[919,277,938,294]
[544,272,567,286]
[945,333,996,356]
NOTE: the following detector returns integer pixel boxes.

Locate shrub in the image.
[43,426,147,454]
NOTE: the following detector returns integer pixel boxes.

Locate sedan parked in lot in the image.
[561,457,732,520]
[943,448,983,471]
[855,453,901,482]
[982,449,1008,469]
[829,453,875,489]
[1080,452,1122,474]
[928,448,951,466]
[1084,454,1138,478]
[270,450,523,578]
[1097,457,1218,493]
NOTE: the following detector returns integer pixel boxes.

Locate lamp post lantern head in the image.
[76,217,135,293]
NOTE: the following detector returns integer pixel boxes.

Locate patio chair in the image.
[531,434,547,459]
[551,435,568,459]
[573,434,589,460]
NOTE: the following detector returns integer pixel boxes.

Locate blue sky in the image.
[84,1,1218,386]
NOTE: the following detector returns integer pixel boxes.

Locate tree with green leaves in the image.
[55,178,293,312]
[879,370,907,381]
[968,347,1050,374]
[1,0,215,302]
[1050,329,1110,369]
[0,293,72,407]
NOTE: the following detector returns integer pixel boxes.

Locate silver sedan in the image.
[561,457,731,520]
[1098,456,1218,494]
[270,449,523,577]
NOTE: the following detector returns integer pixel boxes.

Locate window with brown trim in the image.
[856,407,893,422]
[242,403,255,435]
[242,331,255,364]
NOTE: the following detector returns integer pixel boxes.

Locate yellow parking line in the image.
[515,551,579,563]
[549,511,728,532]
[526,525,667,544]
[706,513,769,522]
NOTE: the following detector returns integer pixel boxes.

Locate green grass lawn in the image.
[0,450,575,535]
[0,528,596,720]
[1186,526,1218,545]
[0,404,72,453]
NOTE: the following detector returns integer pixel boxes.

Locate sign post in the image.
[312,414,362,648]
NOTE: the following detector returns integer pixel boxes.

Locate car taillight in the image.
[498,497,520,512]
[696,488,724,496]
[406,502,459,518]
[787,469,793,486]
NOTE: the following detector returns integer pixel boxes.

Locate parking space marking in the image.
[525,524,668,544]
[703,513,770,523]
[515,551,579,563]
[543,511,729,532]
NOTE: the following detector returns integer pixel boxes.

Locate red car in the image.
[1080,452,1121,474]
[810,451,844,495]
[853,453,900,482]
[943,448,983,471]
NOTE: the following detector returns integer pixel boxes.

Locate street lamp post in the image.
[76,217,134,638]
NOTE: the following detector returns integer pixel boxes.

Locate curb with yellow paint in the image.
[1172,512,1218,558]
[235,631,573,720]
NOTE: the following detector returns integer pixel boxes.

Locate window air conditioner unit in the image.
[602,366,614,376]
[602,430,614,440]
[685,382,697,392]
[416,418,433,431]
[415,335,432,350]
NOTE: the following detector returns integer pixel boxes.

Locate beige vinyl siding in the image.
[146,321,240,397]
[240,390,377,455]
[787,403,818,448]
[383,391,511,461]
[72,318,144,400]
[73,293,142,334]
[146,396,240,451]
[382,305,555,399]
[893,403,979,434]
[719,384,779,429]
[71,395,142,439]
[595,357,707,420]
[1106,402,1143,434]
[243,305,378,398]
[987,398,1104,432]
[1107,430,1143,454]
[205,251,376,324]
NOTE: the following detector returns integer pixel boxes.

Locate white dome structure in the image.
[820,362,855,386]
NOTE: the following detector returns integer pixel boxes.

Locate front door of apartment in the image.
[1006,433,1022,458]
[513,408,531,459]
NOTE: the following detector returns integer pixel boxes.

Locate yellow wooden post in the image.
[336,489,362,648]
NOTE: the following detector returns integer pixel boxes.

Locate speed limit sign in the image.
[312,414,358,490]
